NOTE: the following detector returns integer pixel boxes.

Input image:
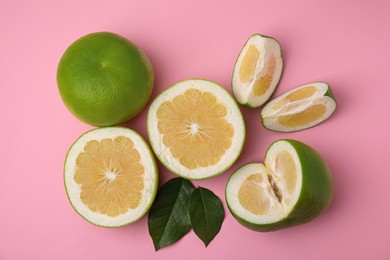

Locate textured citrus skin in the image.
[324,83,336,102]
[57,32,154,126]
[226,139,333,232]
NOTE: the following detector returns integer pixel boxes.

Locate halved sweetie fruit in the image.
[232,34,283,108]
[64,127,158,227]
[147,79,246,180]
[261,82,336,132]
[226,139,333,232]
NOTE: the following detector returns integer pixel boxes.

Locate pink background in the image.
[1,0,389,259]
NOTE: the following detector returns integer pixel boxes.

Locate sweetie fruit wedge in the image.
[261,82,336,132]
[232,34,283,108]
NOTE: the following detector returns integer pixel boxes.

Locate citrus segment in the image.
[261,82,336,132]
[278,104,327,127]
[275,151,297,194]
[64,127,158,227]
[272,86,317,110]
[226,140,333,232]
[147,79,245,180]
[253,54,276,97]
[232,34,283,108]
[238,174,269,215]
[239,45,260,83]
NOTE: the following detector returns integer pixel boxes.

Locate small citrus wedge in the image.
[64,127,158,227]
[232,34,283,108]
[147,79,245,180]
[226,139,333,232]
[261,82,336,132]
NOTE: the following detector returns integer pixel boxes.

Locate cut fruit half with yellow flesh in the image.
[226,139,333,232]
[147,79,246,180]
[64,127,158,227]
[232,34,283,108]
[261,82,336,132]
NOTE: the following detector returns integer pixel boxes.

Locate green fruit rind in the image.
[232,33,284,108]
[147,78,246,180]
[226,139,333,232]
[64,126,159,228]
[323,82,336,103]
[57,32,154,126]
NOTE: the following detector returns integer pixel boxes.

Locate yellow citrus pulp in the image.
[64,127,158,227]
[147,79,245,180]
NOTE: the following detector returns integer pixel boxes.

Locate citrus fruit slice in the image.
[64,127,158,227]
[147,79,246,180]
[261,82,336,132]
[57,32,154,126]
[232,34,283,108]
[226,139,333,232]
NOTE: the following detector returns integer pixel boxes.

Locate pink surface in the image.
[1,0,389,259]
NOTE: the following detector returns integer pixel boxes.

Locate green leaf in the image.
[148,177,195,251]
[188,187,225,247]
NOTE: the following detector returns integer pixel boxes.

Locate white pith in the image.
[64,127,158,227]
[232,34,283,107]
[147,79,245,180]
[261,82,336,132]
[190,123,199,135]
[226,141,302,224]
[105,171,117,181]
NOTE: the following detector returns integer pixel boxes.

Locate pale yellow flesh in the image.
[272,86,317,110]
[239,45,260,83]
[238,44,277,97]
[156,89,234,169]
[278,104,327,127]
[275,151,297,194]
[238,174,269,215]
[253,54,276,97]
[74,136,144,217]
[238,151,297,215]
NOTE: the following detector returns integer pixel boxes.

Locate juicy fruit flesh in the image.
[239,174,269,215]
[74,136,145,217]
[253,54,276,97]
[238,151,297,215]
[278,104,327,127]
[276,151,297,194]
[272,86,317,110]
[239,45,259,83]
[156,89,234,169]
[238,44,276,97]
